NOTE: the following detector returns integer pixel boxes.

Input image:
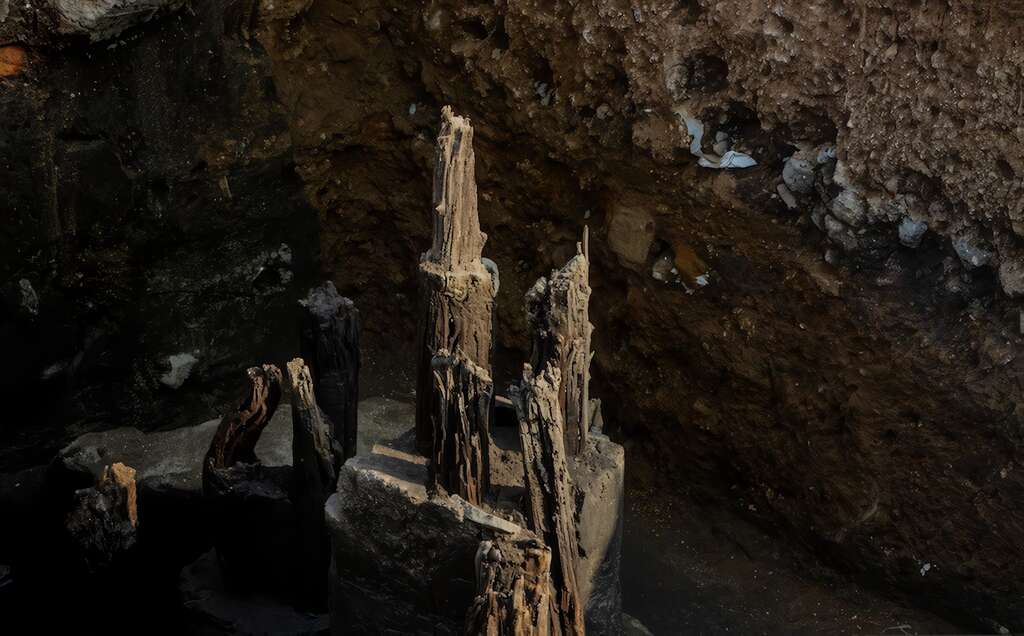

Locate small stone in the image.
[160,352,199,389]
[952,237,992,268]
[829,190,866,226]
[18,278,38,315]
[898,217,928,248]
[783,156,815,194]
[776,183,798,210]
[824,215,859,252]
[998,259,1024,297]
[651,253,676,283]
[0,45,25,78]
[607,204,655,267]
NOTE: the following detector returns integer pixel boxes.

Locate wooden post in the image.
[465,537,560,636]
[428,350,492,506]
[511,363,585,636]
[300,281,361,461]
[202,364,283,489]
[415,106,496,456]
[201,364,284,591]
[287,357,339,609]
[66,462,138,573]
[524,235,592,457]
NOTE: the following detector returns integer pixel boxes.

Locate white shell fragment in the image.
[676,107,757,170]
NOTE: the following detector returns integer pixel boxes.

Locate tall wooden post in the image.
[511,363,585,636]
[300,281,361,461]
[428,350,492,506]
[287,357,339,609]
[415,106,496,456]
[525,234,593,456]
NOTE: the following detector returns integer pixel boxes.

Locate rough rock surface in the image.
[326,420,624,634]
[5,0,1024,631]
[61,405,293,496]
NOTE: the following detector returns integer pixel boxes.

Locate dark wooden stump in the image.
[428,350,492,506]
[300,281,361,462]
[287,357,338,609]
[525,234,593,457]
[415,105,496,456]
[202,364,283,483]
[65,462,138,573]
[465,537,559,636]
[201,364,286,592]
[511,363,585,636]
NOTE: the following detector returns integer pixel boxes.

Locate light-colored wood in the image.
[416,106,496,456]
[525,240,593,456]
[512,364,585,636]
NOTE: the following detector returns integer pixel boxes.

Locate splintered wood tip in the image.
[441,104,470,130]
[286,357,310,387]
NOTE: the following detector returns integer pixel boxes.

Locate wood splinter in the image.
[511,363,585,636]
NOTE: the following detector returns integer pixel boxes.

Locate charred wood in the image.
[300,281,361,462]
[287,357,339,608]
[65,462,138,573]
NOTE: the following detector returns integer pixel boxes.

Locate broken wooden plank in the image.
[524,235,593,457]
[66,462,138,573]
[287,357,339,609]
[300,281,361,462]
[511,363,585,636]
[415,106,496,455]
[465,537,559,636]
[428,350,492,506]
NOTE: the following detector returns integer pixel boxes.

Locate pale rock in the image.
[607,204,655,267]
[898,217,929,248]
[159,352,199,389]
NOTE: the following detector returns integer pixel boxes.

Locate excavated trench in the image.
[2,1,1024,634]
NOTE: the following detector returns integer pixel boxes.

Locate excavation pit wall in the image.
[3,1,1024,632]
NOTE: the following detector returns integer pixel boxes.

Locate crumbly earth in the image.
[2,1,1023,632]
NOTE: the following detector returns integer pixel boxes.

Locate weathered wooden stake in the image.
[415,105,496,456]
[300,281,361,461]
[511,363,585,636]
[287,357,339,608]
[525,233,593,457]
[202,364,283,489]
[428,350,492,506]
[66,462,138,573]
[465,537,560,636]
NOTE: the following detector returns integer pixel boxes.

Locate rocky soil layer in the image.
[3,1,1023,632]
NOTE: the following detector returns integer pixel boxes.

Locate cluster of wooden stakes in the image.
[201,106,596,635]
